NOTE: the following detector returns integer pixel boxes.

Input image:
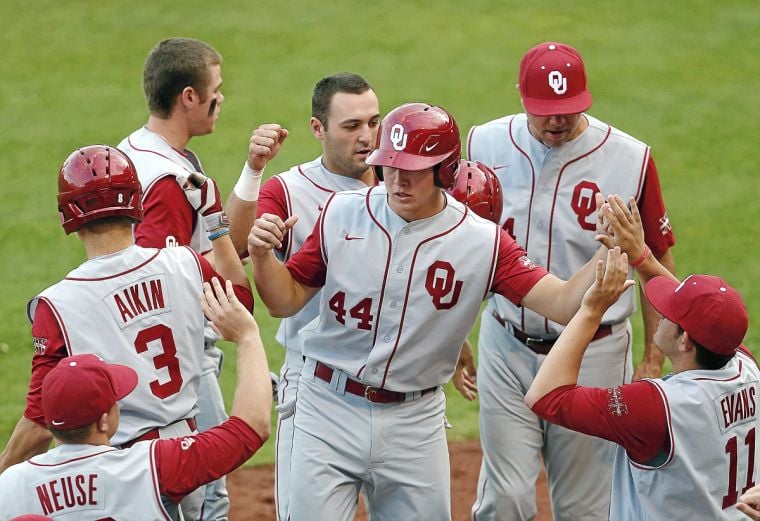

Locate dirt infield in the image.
[228,439,552,520]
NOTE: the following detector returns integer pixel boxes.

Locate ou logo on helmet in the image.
[390,124,408,151]
[425,261,463,310]
[548,70,567,95]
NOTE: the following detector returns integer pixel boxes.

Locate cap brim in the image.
[107,363,139,401]
[522,90,592,116]
[644,276,680,323]
[366,148,452,171]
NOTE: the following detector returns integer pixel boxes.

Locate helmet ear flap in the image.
[446,160,503,224]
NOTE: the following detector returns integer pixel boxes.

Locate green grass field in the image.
[1,0,758,467]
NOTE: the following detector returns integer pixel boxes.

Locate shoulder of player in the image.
[584,114,649,149]
[469,114,518,138]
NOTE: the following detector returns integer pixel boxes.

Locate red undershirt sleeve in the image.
[155,416,264,503]
[24,300,68,426]
[196,252,254,312]
[490,229,549,305]
[637,155,676,258]
[530,381,669,464]
[284,218,326,288]
[256,176,290,257]
[135,177,195,248]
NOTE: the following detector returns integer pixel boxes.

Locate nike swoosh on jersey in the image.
[345,234,364,241]
[492,164,509,170]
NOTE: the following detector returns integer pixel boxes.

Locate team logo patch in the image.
[607,386,629,416]
[548,70,568,95]
[518,255,537,270]
[33,336,47,354]
[570,180,600,231]
[659,213,672,235]
[181,437,196,450]
[390,124,408,151]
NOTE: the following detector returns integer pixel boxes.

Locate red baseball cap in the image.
[42,354,138,430]
[645,275,748,356]
[518,42,592,116]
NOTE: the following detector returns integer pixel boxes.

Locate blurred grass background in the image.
[1,0,758,466]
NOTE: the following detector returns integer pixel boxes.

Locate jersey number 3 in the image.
[134,324,183,399]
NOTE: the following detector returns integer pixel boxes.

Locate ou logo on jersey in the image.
[425,261,463,310]
[571,180,600,231]
[390,124,408,151]
[548,71,568,95]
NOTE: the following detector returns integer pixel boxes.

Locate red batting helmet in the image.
[58,145,143,234]
[447,160,503,224]
[366,103,461,189]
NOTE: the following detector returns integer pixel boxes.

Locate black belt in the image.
[314,361,436,404]
[491,310,613,356]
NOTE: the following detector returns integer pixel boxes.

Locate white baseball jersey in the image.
[119,126,212,255]
[28,245,205,446]
[269,157,370,354]
[611,350,760,520]
[298,187,502,391]
[0,442,170,520]
[468,113,648,336]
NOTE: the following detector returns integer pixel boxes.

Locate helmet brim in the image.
[366,148,453,172]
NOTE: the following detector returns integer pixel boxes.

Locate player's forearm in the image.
[0,417,52,473]
[554,245,608,324]
[226,193,259,257]
[229,330,272,440]
[252,253,315,317]
[209,235,251,290]
[525,306,602,407]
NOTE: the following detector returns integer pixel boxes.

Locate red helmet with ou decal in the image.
[58,145,143,234]
[447,160,503,224]
[366,102,461,189]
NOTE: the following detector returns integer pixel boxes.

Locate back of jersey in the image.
[29,245,206,446]
[612,350,760,520]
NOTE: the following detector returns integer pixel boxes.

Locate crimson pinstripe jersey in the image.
[257,157,371,354]
[119,127,211,255]
[611,349,760,520]
[27,246,206,446]
[285,186,547,391]
[468,113,675,337]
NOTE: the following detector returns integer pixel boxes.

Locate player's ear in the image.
[310,117,325,140]
[679,331,694,354]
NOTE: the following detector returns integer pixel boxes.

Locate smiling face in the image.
[382,165,445,222]
[524,110,587,148]
[312,89,380,179]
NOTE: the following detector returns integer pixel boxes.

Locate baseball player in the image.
[0,277,272,520]
[117,38,270,519]
[0,145,253,520]
[248,102,629,521]
[226,72,380,520]
[466,41,677,520]
[526,195,754,520]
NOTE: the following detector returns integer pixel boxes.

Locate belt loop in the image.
[405,390,422,402]
[333,369,347,395]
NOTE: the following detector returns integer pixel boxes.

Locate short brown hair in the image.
[312,73,372,130]
[143,38,222,118]
[50,423,94,444]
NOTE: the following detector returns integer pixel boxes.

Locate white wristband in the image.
[233,162,264,202]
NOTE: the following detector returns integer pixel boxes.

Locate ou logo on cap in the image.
[390,124,408,151]
[548,71,568,95]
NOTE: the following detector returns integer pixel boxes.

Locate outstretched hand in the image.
[582,247,636,315]
[247,213,299,258]
[738,485,760,519]
[201,278,258,342]
[596,195,647,260]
